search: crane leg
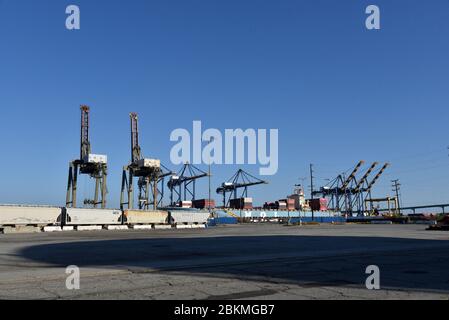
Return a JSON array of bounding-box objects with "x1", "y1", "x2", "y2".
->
[
  {"x1": 128, "y1": 170, "x2": 134, "y2": 210},
  {"x1": 66, "y1": 163, "x2": 74, "y2": 207},
  {"x1": 145, "y1": 178, "x2": 150, "y2": 210},
  {"x1": 101, "y1": 167, "x2": 107, "y2": 209},
  {"x1": 72, "y1": 163, "x2": 79, "y2": 208},
  {"x1": 120, "y1": 168, "x2": 127, "y2": 210},
  {"x1": 153, "y1": 177, "x2": 157, "y2": 210},
  {"x1": 94, "y1": 177, "x2": 100, "y2": 209}
]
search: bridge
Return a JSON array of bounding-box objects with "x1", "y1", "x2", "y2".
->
[{"x1": 378, "y1": 203, "x2": 449, "y2": 215}]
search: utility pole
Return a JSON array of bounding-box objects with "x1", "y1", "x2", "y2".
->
[
  {"x1": 310, "y1": 164, "x2": 314, "y2": 221},
  {"x1": 392, "y1": 179, "x2": 401, "y2": 215},
  {"x1": 208, "y1": 161, "x2": 212, "y2": 214},
  {"x1": 207, "y1": 137, "x2": 214, "y2": 215}
]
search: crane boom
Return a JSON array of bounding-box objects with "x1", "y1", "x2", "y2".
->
[
  {"x1": 341, "y1": 161, "x2": 365, "y2": 190},
  {"x1": 130, "y1": 112, "x2": 141, "y2": 163},
  {"x1": 216, "y1": 169, "x2": 267, "y2": 207},
  {"x1": 365, "y1": 163, "x2": 389, "y2": 193},
  {"x1": 216, "y1": 181, "x2": 266, "y2": 194},
  {"x1": 353, "y1": 162, "x2": 378, "y2": 192},
  {"x1": 80, "y1": 105, "x2": 91, "y2": 161}
]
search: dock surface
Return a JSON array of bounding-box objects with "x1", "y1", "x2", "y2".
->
[{"x1": 0, "y1": 224, "x2": 448, "y2": 300}]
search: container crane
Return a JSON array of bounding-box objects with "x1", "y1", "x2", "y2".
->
[
  {"x1": 167, "y1": 163, "x2": 208, "y2": 205},
  {"x1": 350, "y1": 162, "x2": 378, "y2": 214},
  {"x1": 66, "y1": 105, "x2": 108, "y2": 209},
  {"x1": 362, "y1": 163, "x2": 390, "y2": 212},
  {"x1": 313, "y1": 161, "x2": 365, "y2": 212},
  {"x1": 313, "y1": 161, "x2": 389, "y2": 215},
  {"x1": 216, "y1": 169, "x2": 268, "y2": 208},
  {"x1": 138, "y1": 163, "x2": 174, "y2": 210},
  {"x1": 341, "y1": 161, "x2": 365, "y2": 190},
  {"x1": 120, "y1": 113, "x2": 161, "y2": 210}
]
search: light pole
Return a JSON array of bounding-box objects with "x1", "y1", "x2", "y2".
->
[
  {"x1": 206, "y1": 137, "x2": 214, "y2": 215},
  {"x1": 392, "y1": 179, "x2": 401, "y2": 215},
  {"x1": 310, "y1": 164, "x2": 314, "y2": 221}
]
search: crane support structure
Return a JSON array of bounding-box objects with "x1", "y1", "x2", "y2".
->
[
  {"x1": 313, "y1": 161, "x2": 389, "y2": 216},
  {"x1": 66, "y1": 106, "x2": 108, "y2": 209},
  {"x1": 138, "y1": 163, "x2": 174, "y2": 210},
  {"x1": 120, "y1": 113, "x2": 162, "y2": 210},
  {"x1": 216, "y1": 169, "x2": 268, "y2": 208},
  {"x1": 341, "y1": 160, "x2": 365, "y2": 190},
  {"x1": 363, "y1": 163, "x2": 390, "y2": 212},
  {"x1": 167, "y1": 163, "x2": 208, "y2": 205}
]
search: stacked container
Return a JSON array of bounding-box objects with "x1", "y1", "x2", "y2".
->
[
  {"x1": 276, "y1": 200, "x2": 287, "y2": 210},
  {"x1": 177, "y1": 201, "x2": 192, "y2": 208},
  {"x1": 230, "y1": 197, "x2": 253, "y2": 210},
  {"x1": 192, "y1": 199, "x2": 215, "y2": 209},
  {"x1": 309, "y1": 198, "x2": 328, "y2": 211}
]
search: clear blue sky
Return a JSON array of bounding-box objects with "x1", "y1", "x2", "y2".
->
[{"x1": 0, "y1": 0, "x2": 448, "y2": 208}]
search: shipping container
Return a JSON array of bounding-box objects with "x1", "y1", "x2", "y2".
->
[
  {"x1": 65, "y1": 208, "x2": 122, "y2": 225},
  {"x1": 277, "y1": 200, "x2": 287, "y2": 210},
  {"x1": 177, "y1": 201, "x2": 193, "y2": 208},
  {"x1": 263, "y1": 202, "x2": 278, "y2": 210},
  {"x1": 309, "y1": 198, "x2": 328, "y2": 211},
  {"x1": 230, "y1": 198, "x2": 253, "y2": 209},
  {"x1": 0, "y1": 205, "x2": 62, "y2": 226},
  {"x1": 192, "y1": 199, "x2": 215, "y2": 209}
]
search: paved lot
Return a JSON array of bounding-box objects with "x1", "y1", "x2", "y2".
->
[{"x1": 0, "y1": 223, "x2": 449, "y2": 300}]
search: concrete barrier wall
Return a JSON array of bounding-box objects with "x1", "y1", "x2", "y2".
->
[
  {"x1": 124, "y1": 210, "x2": 169, "y2": 224},
  {"x1": 65, "y1": 208, "x2": 122, "y2": 225},
  {"x1": 170, "y1": 211, "x2": 210, "y2": 224},
  {"x1": 0, "y1": 206, "x2": 62, "y2": 226}
]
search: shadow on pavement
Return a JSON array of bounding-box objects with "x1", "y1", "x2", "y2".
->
[{"x1": 18, "y1": 235, "x2": 449, "y2": 293}]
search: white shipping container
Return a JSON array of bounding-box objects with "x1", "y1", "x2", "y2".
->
[
  {"x1": 65, "y1": 208, "x2": 122, "y2": 225},
  {"x1": 170, "y1": 211, "x2": 210, "y2": 224},
  {"x1": 179, "y1": 201, "x2": 192, "y2": 208},
  {"x1": 124, "y1": 210, "x2": 169, "y2": 224},
  {"x1": 0, "y1": 206, "x2": 61, "y2": 226},
  {"x1": 84, "y1": 154, "x2": 108, "y2": 164},
  {"x1": 137, "y1": 158, "x2": 161, "y2": 168}
]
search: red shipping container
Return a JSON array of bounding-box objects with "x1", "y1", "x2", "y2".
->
[
  {"x1": 192, "y1": 199, "x2": 216, "y2": 209},
  {"x1": 309, "y1": 198, "x2": 328, "y2": 211}
]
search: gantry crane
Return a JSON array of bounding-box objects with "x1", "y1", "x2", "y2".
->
[
  {"x1": 167, "y1": 163, "x2": 208, "y2": 205},
  {"x1": 313, "y1": 161, "x2": 365, "y2": 212},
  {"x1": 216, "y1": 169, "x2": 268, "y2": 208},
  {"x1": 66, "y1": 105, "x2": 108, "y2": 209},
  {"x1": 137, "y1": 163, "x2": 174, "y2": 209},
  {"x1": 350, "y1": 162, "x2": 378, "y2": 215},
  {"x1": 313, "y1": 161, "x2": 389, "y2": 215},
  {"x1": 120, "y1": 112, "x2": 161, "y2": 210},
  {"x1": 362, "y1": 163, "x2": 390, "y2": 212}
]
